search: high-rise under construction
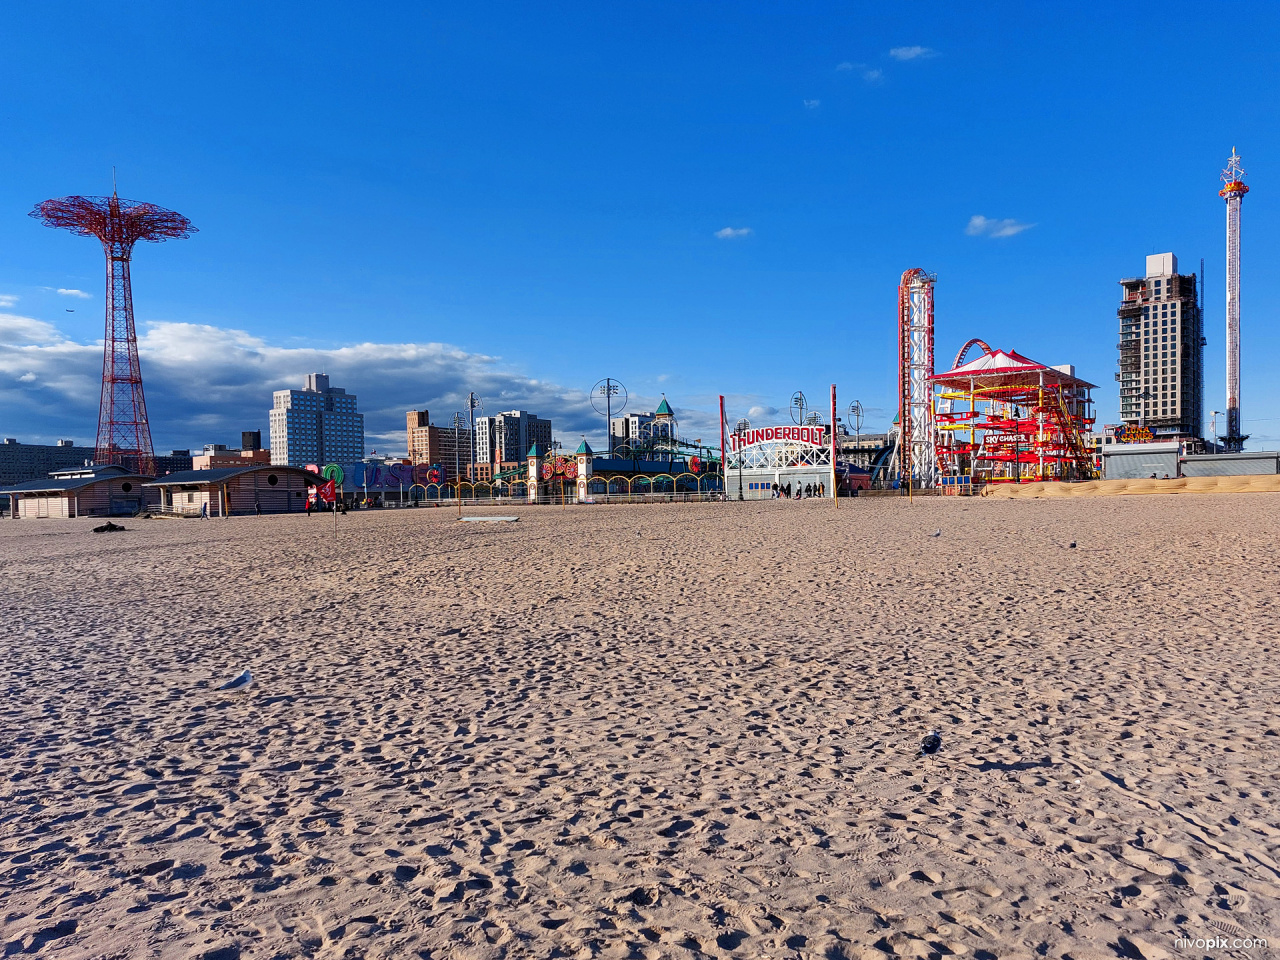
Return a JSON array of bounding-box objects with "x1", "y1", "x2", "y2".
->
[{"x1": 1116, "y1": 252, "x2": 1204, "y2": 441}]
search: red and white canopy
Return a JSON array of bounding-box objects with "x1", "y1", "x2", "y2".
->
[{"x1": 931, "y1": 346, "x2": 1096, "y2": 391}]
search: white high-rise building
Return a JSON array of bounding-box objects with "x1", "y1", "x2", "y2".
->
[
  {"x1": 1116, "y1": 253, "x2": 1203, "y2": 440},
  {"x1": 474, "y1": 411, "x2": 552, "y2": 464},
  {"x1": 269, "y1": 373, "x2": 365, "y2": 467}
]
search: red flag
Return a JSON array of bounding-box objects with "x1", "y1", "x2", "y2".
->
[{"x1": 317, "y1": 479, "x2": 337, "y2": 503}]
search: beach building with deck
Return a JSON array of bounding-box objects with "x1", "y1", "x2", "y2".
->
[
  {"x1": 2, "y1": 464, "x2": 156, "y2": 519},
  {"x1": 145, "y1": 464, "x2": 319, "y2": 517}
]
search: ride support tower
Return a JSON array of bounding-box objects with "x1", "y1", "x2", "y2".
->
[
  {"x1": 31, "y1": 192, "x2": 196, "y2": 476},
  {"x1": 893, "y1": 268, "x2": 939, "y2": 487},
  {"x1": 1219, "y1": 148, "x2": 1249, "y2": 451}
]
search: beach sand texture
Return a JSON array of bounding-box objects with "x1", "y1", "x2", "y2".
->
[{"x1": 2, "y1": 497, "x2": 1278, "y2": 959}]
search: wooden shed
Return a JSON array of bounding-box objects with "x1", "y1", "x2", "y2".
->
[
  {"x1": 1, "y1": 465, "x2": 157, "y2": 519},
  {"x1": 145, "y1": 465, "x2": 319, "y2": 516}
]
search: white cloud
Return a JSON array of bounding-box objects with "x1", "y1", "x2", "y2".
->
[
  {"x1": 0, "y1": 315, "x2": 606, "y2": 454},
  {"x1": 836, "y1": 62, "x2": 883, "y2": 82},
  {"x1": 803, "y1": 99, "x2": 821, "y2": 110},
  {"x1": 0, "y1": 313, "x2": 66, "y2": 346},
  {"x1": 714, "y1": 227, "x2": 752, "y2": 239},
  {"x1": 57, "y1": 288, "x2": 92, "y2": 299},
  {"x1": 965, "y1": 215, "x2": 1035, "y2": 238},
  {"x1": 0, "y1": 295, "x2": 18, "y2": 308},
  {"x1": 889, "y1": 46, "x2": 936, "y2": 61}
]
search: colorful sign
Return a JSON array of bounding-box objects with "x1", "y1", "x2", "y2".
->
[
  {"x1": 540, "y1": 457, "x2": 578, "y2": 480},
  {"x1": 728, "y1": 425, "x2": 826, "y2": 452},
  {"x1": 1114, "y1": 425, "x2": 1154, "y2": 444}
]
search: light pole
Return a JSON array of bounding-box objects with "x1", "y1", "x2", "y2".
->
[
  {"x1": 591, "y1": 378, "x2": 627, "y2": 455},
  {"x1": 1138, "y1": 389, "x2": 1153, "y2": 434},
  {"x1": 1209, "y1": 411, "x2": 1221, "y2": 450},
  {"x1": 734, "y1": 418, "x2": 750, "y2": 500},
  {"x1": 848, "y1": 400, "x2": 864, "y2": 467},
  {"x1": 452, "y1": 411, "x2": 465, "y2": 500},
  {"x1": 467, "y1": 393, "x2": 483, "y2": 483}
]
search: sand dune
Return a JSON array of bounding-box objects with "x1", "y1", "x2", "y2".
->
[{"x1": 1, "y1": 496, "x2": 1278, "y2": 958}]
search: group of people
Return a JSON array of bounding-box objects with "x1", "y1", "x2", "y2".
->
[{"x1": 769, "y1": 481, "x2": 824, "y2": 499}]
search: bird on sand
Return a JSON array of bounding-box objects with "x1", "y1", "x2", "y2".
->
[
  {"x1": 930, "y1": 529, "x2": 941, "y2": 537},
  {"x1": 920, "y1": 730, "x2": 942, "y2": 759},
  {"x1": 1069, "y1": 541, "x2": 1077, "y2": 548},
  {"x1": 217, "y1": 669, "x2": 253, "y2": 691}
]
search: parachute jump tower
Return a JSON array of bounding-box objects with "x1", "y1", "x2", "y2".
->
[
  {"x1": 891, "y1": 268, "x2": 939, "y2": 487},
  {"x1": 1219, "y1": 148, "x2": 1249, "y2": 451},
  {"x1": 31, "y1": 192, "x2": 196, "y2": 476}
]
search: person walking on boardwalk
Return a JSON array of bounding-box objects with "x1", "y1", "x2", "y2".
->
[{"x1": 199, "y1": 501, "x2": 208, "y2": 519}]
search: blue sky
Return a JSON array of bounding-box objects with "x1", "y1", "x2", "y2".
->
[{"x1": 2, "y1": 2, "x2": 1278, "y2": 452}]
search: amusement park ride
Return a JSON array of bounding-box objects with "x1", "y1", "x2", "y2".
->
[
  {"x1": 932, "y1": 341, "x2": 1097, "y2": 484},
  {"x1": 888, "y1": 267, "x2": 1097, "y2": 489}
]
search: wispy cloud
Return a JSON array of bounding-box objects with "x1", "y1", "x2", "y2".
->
[
  {"x1": 0, "y1": 295, "x2": 18, "y2": 308},
  {"x1": 803, "y1": 99, "x2": 821, "y2": 110},
  {"x1": 714, "y1": 227, "x2": 752, "y2": 240},
  {"x1": 57, "y1": 288, "x2": 92, "y2": 299},
  {"x1": 836, "y1": 62, "x2": 882, "y2": 82},
  {"x1": 965, "y1": 215, "x2": 1035, "y2": 238},
  {"x1": 889, "y1": 46, "x2": 936, "y2": 61}
]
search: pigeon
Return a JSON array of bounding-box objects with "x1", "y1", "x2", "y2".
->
[
  {"x1": 931, "y1": 529, "x2": 941, "y2": 537},
  {"x1": 920, "y1": 730, "x2": 942, "y2": 759},
  {"x1": 217, "y1": 669, "x2": 253, "y2": 692}
]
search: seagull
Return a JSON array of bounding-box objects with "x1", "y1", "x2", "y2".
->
[
  {"x1": 1068, "y1": 541, "x2": 1077, "y2": 549},
  {"x1": 65, "y1": 308, "x2": 75, "y2": 313},
  {"x1": 217, "y1": 668, "x2": 253, "y2": 692},
  {"x1": 920, "y1": 730, "x2": 942, "y2": 759},
  {"x1": 931, "y1": 529, "x2": 941, "y2": 538}
]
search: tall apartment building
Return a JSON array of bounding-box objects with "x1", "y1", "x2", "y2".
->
[
  {"x1": 405, "y1": 410, "x2": 472, "y2": 478},
  {"x1": 269, "y1": 373, "x2": 364, "y2": 467},
  {"x1": 1117, "y1": 253, "x2": 1203, "y2": 440},
  {"x1": 474, "y1": 411, "x2": 553, "y2": 464}
]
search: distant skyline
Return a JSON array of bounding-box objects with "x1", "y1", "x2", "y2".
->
[{"x1": 1, "y1": 3, "x2": 1277, "y2": 451}]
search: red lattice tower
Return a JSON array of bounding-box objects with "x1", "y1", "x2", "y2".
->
[{"x1": 31, "y1": 193, "x2": 196, "y2": 476}]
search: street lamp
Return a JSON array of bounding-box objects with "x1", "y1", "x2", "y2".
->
[
  {"x1": 1137, "y1": 390, "x2": 1153, "y2": 433},
  {"x1": 452, "y1": 411, "x2": 465, "y2": 500},
  {"x1": 734, "y1": 418, "x2": 750, "y2": 500}
]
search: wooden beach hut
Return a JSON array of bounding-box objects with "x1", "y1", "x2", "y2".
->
[
  {"x1": 144, "y1": 465, "x2": 320, "y2": 517},
  {"x1": 1, "y1": 464, "x2": 157, "y2": 519}
]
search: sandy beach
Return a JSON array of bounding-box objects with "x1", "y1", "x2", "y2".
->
[{"x1": 2, "y1": 495, "x2": 1278, "y2": 960}]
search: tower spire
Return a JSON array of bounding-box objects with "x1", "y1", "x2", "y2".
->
[{"x1": 1219, "y1": 148, "x2": 1249, "y2": 451}]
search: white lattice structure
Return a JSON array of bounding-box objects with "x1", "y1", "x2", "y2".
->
[
  {"x1": 891, "y1": 268, "x2": 939, "y2": 486},
  {"x1": 1220, "y1": 148, "x2": 1249, "y2": 451}
]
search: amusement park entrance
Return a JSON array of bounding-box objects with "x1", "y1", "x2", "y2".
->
[{"x1": 726, "y1": 425, "x2": 837, "y2": 499}]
